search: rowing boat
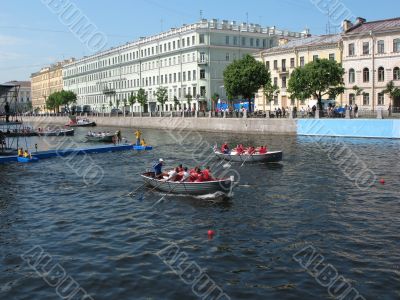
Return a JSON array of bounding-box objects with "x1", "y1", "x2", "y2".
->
[
  {"x1": 141, "y1": 172, "x2": 234, "y2": 195},
  {"x1": 85, "y1": 134, "x2": 114, "y2": 143},
  {"x1": 214, "y1": 149, "x2": 283, "y2": 163},
  {"x1": 17, "y1": 156, "x2": 39, "y2": 163}
]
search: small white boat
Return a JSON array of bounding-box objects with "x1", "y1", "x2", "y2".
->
[
  {"x1": 214, "y1": 149, "x2": 283, "y2": 163},
  {"x1": 141, "y1": 172, "x2": 234, "y2": 195}
]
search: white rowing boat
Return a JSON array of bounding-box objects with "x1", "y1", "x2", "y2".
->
[
  {"x1": 141, "y1": 172, "x2": 234, "y2": 195},
  {"x1": 214, "y1": 149, "x2": 283, "y2": 163}
]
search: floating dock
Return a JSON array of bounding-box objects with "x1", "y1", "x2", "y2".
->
[{"x1": 0, "y1": 144, "x2": 153, "y2": 164}]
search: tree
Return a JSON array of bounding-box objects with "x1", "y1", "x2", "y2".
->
[
  {"x1": 263, "y1": 83, "x2": 280, "y2": 111},
  {"x1": 211, "y1": 93, "x2": 219, "y2": 111},
  {"x1": 136, "y1": 88, "x2": 148, "y2": 112},
  {"x1": 223, "y1": 54, "x2": 271, "y2": 113},
  {"x1": 185, "y1": 94, "x2": 192, "y2": 108},
  {"x1": 128, "y1": 92, "x2": 136, "y2": 114},
  {"x1": 116, "y1": 99, "x2": 120, "y2": 110},
  {"x1": 383, "y1": 81, "x2": 400, "y2": 113},
  {"x1": 173, "y1": 96, "x2": 180, "y2": 111},
  {"x1": 109, "y1": 100, "x2": 113, "y2": 110},
  {"x1": 46, "y1": 91, "x2": 63, "y2": 113},
  {"x1": 155, "y1": 86, "x2": 168, "y2": 111},
  {"x1": 288, "y1": 58, "x2": 344, "y2": 110}
]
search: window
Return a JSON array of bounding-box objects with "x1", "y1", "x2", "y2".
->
[
  {"x1": 200, "y1": 86, "x2": 206, "y2": 97},
  {"x1": 349, "y1": 93, "x2": 355, "y2": 105},
  {"x1": 193, "y1": 70, "x2": 196, "y2": 80},
  {"x1": 363, "y1": 68, "x2": 370, "y2": 82},
  {"x1": 349, "y1": 68, "x2": 355, "y2": 83},
  {"x1": 188, "y1": 71, "x2": 191, "y2": 81},
  {"x1": 300, "y1": 56, "x2": 305, "y2": 67},
  {"x1": 182, "y1": 38, "x2": 185, "y2": 47},
  {"x1": 282, "y1": 76, "x2": 287, "y2": 88},
  {"x1": 363, "y1": 93, "x2": 370, "y2": 105},
  {"x1": 200, "y1": 52, "x2": 205, "y2": 63},
  {"x1": 174, "y1": 73, "x2": 176, "y2": 83},
  {"x1": 329, "y1": 53, "x2": 335, "y2": 61},
  {"x1": 183, "y1": 72, "x2": 186, "y2": 81},
  {"x1": 187, "y1": 37, "x2": 190, "y2": 46},
  {"x1": 363, "y1": 42, "x2": 370, "y2": 55},
  {"x1": 250, "y1": 38, "x2": 254, "y2": 46},
  {"x1": 199, "y1": 34, "x2": 205, "y2": 44},
  {"x1": 225, "y1": 36, "x2": 229, "y2": 45},
  {"x1": 273, "y1": 77, "x2": 278, "y2": 86},
  {"x1": 281, "y1": 59, "x2": 286, "y2": 71},
  {"x1": 200, "y1": 69, "x2": 205, "y2": 79},
  {"x1": 226, "y1": 53, "x2": 230, "y2": 61},
  {"x1": 233, "y1": 36, "x2": 238, "y2": 45},
  {"x1": 349, "y1": 43, "x2": 355, "y2": 56},
  {"x1": 266, "y1": 61, "x2": 270, "y2": 70},
  {"x1": 378, "y1": 93, "x2": 384, "y2": 105},
  {"x1": 394, "y1": 39, "x2": 400, "y2": 52},
  {"x1": 256, "y1": 39, "x2": 260, "y2": 47},
  {"x1": 378, "y1": 67, "x2": 385, "y2": 82},
  {"x1": 262, "y1": 39, "x2": 267, "y2": 48},
  {"x1": 273, "y1": 60, "x2": 278, "y2": 70},
  {"x1": 192, "y1": 36, "x2": 195, "y2": 45},
  {"x1": 290, "y1": 58, "x2": 295, "y2": 68},
  {"x1": 377, "y1": 40, "x2": 385, "y2": 54},
  {"x1": 394, "y1": 67, "x2": 400, "y2": 80},
  {"x1": 241, "y1": 37, "x2": 246, "y2": 46},
  {"x1": 313, "y1": 55, "x2": 319, "y2": 61}
]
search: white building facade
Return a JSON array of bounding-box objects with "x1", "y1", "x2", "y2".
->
[
  {"x1": 342, "y1": 17, "x2": 400, "y2": 110},
  {"x1": 63, "y1": 19, "x2": 307, "y2": 112}
]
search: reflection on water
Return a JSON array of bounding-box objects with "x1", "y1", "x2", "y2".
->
[{"x1": 0, "y1": 126, "x2": 399, "y2": 299}]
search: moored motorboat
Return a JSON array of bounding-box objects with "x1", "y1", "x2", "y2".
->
[
  {"x1": 66, "y1": 118, "x2": 96, "y2": 127},
  {"x1": 214, "y1": 149, "x2": 283, "y2": 163},
  {"x1": 17, "y1": 156, "x2": 39, "y2": 163},
  {"x1": 141, "y1": 172, "x2": 234, "y2": 195},
  {"x1": 37, "y1": 129, "x2": 74, "y2": 136}
]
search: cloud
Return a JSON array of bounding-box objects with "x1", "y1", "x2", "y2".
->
[{"x1": 0, "y1": 35, "x2": 27, "y2": 46}]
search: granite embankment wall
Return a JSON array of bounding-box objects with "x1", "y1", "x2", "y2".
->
[{"x1": 23, "y1": 116, "x2": 297, "y2": 135}]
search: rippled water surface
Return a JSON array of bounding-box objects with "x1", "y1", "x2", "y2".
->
[{"x1": 0, "y1": 126, "x2": 399, "y2": 299}]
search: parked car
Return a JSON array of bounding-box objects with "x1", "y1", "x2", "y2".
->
[{"x1": 111, "y1": 108, "x2": 123, "y2": 115}]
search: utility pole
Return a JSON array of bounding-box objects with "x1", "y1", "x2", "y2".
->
[{"x1": 200, "y1": 10, "x2": 203, "y2": 20}]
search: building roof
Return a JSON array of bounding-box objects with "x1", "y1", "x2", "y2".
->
[
  {"x1": 345, "y1": 17, "x2": 400, "y2": 34},
  {"x1": 262, "y1": 34, "x2": 340, "y2": 53},
  {"x1": 3, "y1": 81, "x2": 31, "y2": 88}
]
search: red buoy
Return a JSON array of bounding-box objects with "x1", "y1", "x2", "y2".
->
[
  {"x1": 379, "y1": 179, "x2": 385, "y2": 185},
  {"x1": 208, "y1": 230, "x2": 215, "y2": 239}
]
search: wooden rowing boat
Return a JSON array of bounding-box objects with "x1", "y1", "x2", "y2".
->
[
  {"x1": 214, "y1": 149, "x2": 283, "y2": 163},
  {"x1": 141, "y1": 172, "x2": 234, "y2": 195}
]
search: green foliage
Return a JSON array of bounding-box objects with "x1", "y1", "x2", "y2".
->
[
  {"x1": 45, "y1": 90, "x2": 77, "y2": 112},
  {"x1": 136, "y1": 88, "x2": 148, "y2": 108},
  {"x1": 116, "y1": 99, "x2": 120, "y2": 109},
  {"x1": 223, "y1": 54, "x2": 271, "y2": 101},
  {"x1": 173, "y1": 96, "x2": 180, "y2": 110},
  {"x1": 109, "y1": 100, "x2": 113, "y2": 108},
  {"x1": 352, "y1": 85, "x2": 364, "y2": 96},
  {"x1": 383, "y1": 80, "x2": 400, "y2": 99},
  {"x1": 263, "y1": 83, "x2": 280, "y2": 103},
  {"x1": 155, "y1": 87, "x2": 168, "y2": 110},
  {"x1": 211, "y1": 93, "x2": 219, "y2": 110},
  {"x1": 288, "y1": 58, "x2": 344, "y2": 109},
  {"x1": 128, "y1": 92, "x2": 136, "y2": 106}
]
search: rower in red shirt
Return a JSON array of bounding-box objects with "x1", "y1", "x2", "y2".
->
[
  {"x1": 201, "y1": 166, "x2": 213, "y2": 181},
  {"x1": 221, "y1": 142, "x2": 229, "y2": 154}
]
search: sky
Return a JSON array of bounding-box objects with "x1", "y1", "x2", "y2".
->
[{"x1": 0, "y1": 0, "x2": 399, "y2": 83}]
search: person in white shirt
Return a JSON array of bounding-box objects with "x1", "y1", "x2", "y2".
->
[{"x1": 180, "y1": 167, "x2": 190, "y2": 182}]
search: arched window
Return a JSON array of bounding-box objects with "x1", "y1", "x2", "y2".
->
[
  {"x1": 363, "y1": 68, "x2": 370, "y2": 82},
  {"x1": 348, "y1": 68, "x2": 355, "y2": 83},
  {"x1": 394, "y1": 67, "x2": 400, "y2": 80},
  {"x1": 378, "y1": 67, "x2": 385, "y2": 82}
]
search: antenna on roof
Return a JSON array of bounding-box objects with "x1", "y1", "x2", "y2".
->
[
  {"x1": 200, "y1": 9, "x2": 203, "y2": 20},
  {"x1": 160, "y1": 18, "x2": 164, "y2": 32}
]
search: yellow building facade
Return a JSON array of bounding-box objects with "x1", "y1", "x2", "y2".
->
[
  {"x1": 255, "y1": 35, "x2": 343, "y2": 111},
  {"x1": 31, "y1": 59, "x2": 74, "y2": 111}
]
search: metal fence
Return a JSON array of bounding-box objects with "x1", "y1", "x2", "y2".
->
[{"x1": 15, "y1": 107, "x2": 400, "y2": 120}]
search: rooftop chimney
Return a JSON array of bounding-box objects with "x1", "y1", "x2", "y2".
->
[
  {"x1": 355, "y1": 17, "x2": 366, "y2": 25},
  {"x1": 342, "y1": 19, "x2": 353, "y2": 32}
]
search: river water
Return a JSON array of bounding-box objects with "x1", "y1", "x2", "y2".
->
[{"x1": 0, "y1": 126, "x2": 399, "y2": 299}]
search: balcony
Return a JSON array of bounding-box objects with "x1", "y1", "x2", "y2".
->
[
  {"x1": 197, "y1": 59, "x2": 208, "y2": 66},
  {"x1": 278, "y1": 67, "x2": 289, "y2": 75}
]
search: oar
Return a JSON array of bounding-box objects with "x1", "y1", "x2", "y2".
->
[
  {"x1": 240, "y1": 153, "x2": 252, "y2": 167},
  {"x1": 151, "y1": 182, "x2": 181, "y2": 208},
  {"x1": 128, "y1": 182, "x2": 147, "y2": 196}
]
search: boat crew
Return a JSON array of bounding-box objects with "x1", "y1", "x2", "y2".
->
[
  {"x1": 116, "y1": 130, "x2": 122, "y2": 143},
  {"x1": 180, "y1": 167, "x2": 190, "y2": 182},
  {"x1": 140, "y1": 139, "x2": 147, "y2": 146},
  {"x1": 221, "y1": 142, "x2": 230, "y2": 154},
  {"x1": 23, "y1": 150, "x2": 29, "y2": 158},
  {"x1": 18, "y1": 148, "x2": 23, "y2": 157},
  {"x1": 201, "y1": 166, "x2": 213, "y2": 181},
  {"x1": 135, "y1": 129, "x2": 142, "y2": 146},
  {"x1": 153, "y1": 158, "x2": 164, "y2": 178}
]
